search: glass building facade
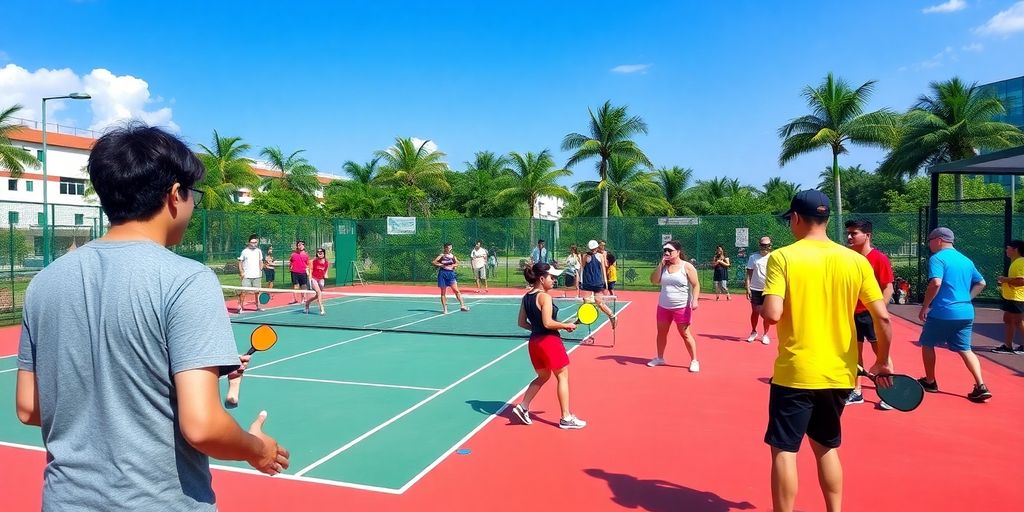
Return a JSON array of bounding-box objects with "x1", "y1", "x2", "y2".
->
[{"x1": 978, "y1": 76, "x2": 1023, "y2": 189}]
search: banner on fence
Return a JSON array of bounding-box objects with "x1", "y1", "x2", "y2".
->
[
  {"x1": 386, "y1": 217, "x2": 417, "y2": 235},
  {"x1": 657, "y1": 217, "x2": 699, "y2": 226},
  {"x1": 735, "y1": 227, "x2": 749, "y2": 248}
]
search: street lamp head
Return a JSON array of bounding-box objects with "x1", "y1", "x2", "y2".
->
[{"x1": 68, "y1": 92, "x2": 91, "y2": 99}]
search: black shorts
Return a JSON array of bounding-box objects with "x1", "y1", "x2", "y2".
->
[
  {"x1": 765, "y1": 384, "x2": 851, "y2": 453},
  {"x1": 581, "y1": 283, "x2": 605, "y2": 293},
  {"x1": 1001, "y1": 298, "x2": 1024, "y2": 314},
  {"x1": 750, "y1": 290, "x2": 765, "y2": 306},
  {"x1": 854, "y1": 310, "x2": 876, "y2": 343},
  {"x1": 291, "y1": 271, "x2": 309, "y2": 287},
  {"x1": 608, "y1": 281, "x2": 616, "y2": 292},
  {"x1": 264, "y1": 269, "x2": 276, "y2": 283},
  {"x1": 564, "y1": 274, "x2": 577, "y2": 287}
]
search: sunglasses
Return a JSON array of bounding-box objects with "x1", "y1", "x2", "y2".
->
[{"x1": 663, "y1": 248, "x2": 676, "y2": 253}]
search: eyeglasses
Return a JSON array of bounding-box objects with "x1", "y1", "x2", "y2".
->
[{"x1": 189, "y1": 188, "x2": 204, "y2": 206}]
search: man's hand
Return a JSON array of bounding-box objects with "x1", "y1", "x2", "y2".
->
[
  {"x1": 227, "y1": 354, "x2": 251, "y2": 380},
  {"x1": 868, "y1": 360, "x2": 895, "y2": 389},
  {"x1": 745, "y1": 289, "x2": 752, "y2": 300},
  {"x1": 690, "y1": 300, "x2": 699, "y2": 311},
  {"x1": 918, "y1": 306, "x2": 928, "y2": 322},
  {"x1": 247, "y1": 411, "x2": 290, "y2": 476}
]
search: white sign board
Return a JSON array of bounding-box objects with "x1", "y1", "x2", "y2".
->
[
  {"x1": 657, "y1": 217, "x2": 699, "y2": 226},
  {"x1": 386, "y1": 216, "x2": 417, "y2": 235},
  {"x1": 662, "y1": 234, "x2": 672, "y2": 243},
  {"x1": 735, "y1": 227, "x2": 749, "y2": 248}
]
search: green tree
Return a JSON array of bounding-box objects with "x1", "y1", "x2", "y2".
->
[
  {"x1": 195, "y1": 131, "x2": 261, "y2": 210},
  {"x1": 323, "y1": 180, "x2": 401, "y2": 218},
  {"x1": 562, "y1": 100, "x2": 652, "y2": 238},
  {"x1": 341, "y1": 157, "x2": 381, "y2": 185},
  {"x1": 884, "y1": 174, "x2": 1007, "y2": 213},
  {"x1": 573, "y1": 155, "x2": 668, "y2": 216},
  {"x1": 259, "y1": 147, "x2": 322, "y2": 200},
  {"x1": 878, "y1": 77, "x2": 1024, "y2": 200},
  {"x1": 450, "y1": 151, "x2": 517, "y2": 218},
  {"x1": 654, "y1": 166, "x2": 695, "y2": 214},
  {"x1": 375, "y1": 137, "x2": 451, "y2": 216},
  {"x1": 762, "y1": 177, "x2": 802, "y2": 213},
  {"x1": 495, "y1": 150, "x2": 573, "y2": 241},
  {"x1": 0, "y1": 105, "x2": 40, "y2": 178},
  {"x1": 688, "y1": 177, "x2": 758, "y2": 214},
  {"x1": 247, "y1": 187, "x2": 317, "y2": 215},
  {"x1": 779, "y1": 73, "x2": 893, "y2": 237}
]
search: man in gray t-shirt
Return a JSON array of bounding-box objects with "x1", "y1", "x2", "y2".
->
[{"x1": 15, "y1": 125, "x2": 289, "y2": 511}]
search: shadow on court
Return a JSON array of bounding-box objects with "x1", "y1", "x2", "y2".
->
[
  {"x1": 595, "y1": 355, "x2": 687, "y2": 369},
  {"x1": 465, "y1": 400, "x2": 507, "y2": 415},
  {"x1": 584, "y1": 468, "x2": 755, "y2": 512},
  {"x1": 701, "y1": 332, "x2": 746, "y2": 342}
]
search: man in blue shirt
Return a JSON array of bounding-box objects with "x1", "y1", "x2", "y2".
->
[
  {"x1": 917, "y1": 227, "x2": 992, "y2": 402},
  {"x1": 530, "y1": 239, "x2": 549, "y2": 265}
]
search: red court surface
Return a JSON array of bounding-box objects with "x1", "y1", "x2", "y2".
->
[{"x1": 2, "y1": 284, "x2": 1022, "y2": 511}]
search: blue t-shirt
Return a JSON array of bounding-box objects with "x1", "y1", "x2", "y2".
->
[
  {"x1": 927, "y1": 247, "x2": 984, "y2": 320},
  {"x1": 18, "y1": 240, "x2": 240, "y2": 511}
]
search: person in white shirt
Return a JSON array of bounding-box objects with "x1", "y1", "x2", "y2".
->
[
  {"x1": 237, "y1": 234, "x2": 264, "y2": 314},
  {"x1": 470, "y1": 240, "x2": 489, "y2": 292},
  {"x1": 745, "y1": 236, "x2": 773, "y2": 344},
  {"x1": 563, "y1": 244, "x2": 582, "y2": 297}
]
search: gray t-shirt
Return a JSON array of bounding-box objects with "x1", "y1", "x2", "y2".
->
[{"x1": 18, "y1": 240, "x2": 240, "y2": 511}]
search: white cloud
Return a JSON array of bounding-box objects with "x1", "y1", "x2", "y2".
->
[
  {"x1": 408, "y1": 137, "x2": 438, "y2": 154},
  {"x1": 610, "y1": 64, "x2": 651, "y2": 74},
  {"x1": 961, "y1": 42, "x2": 984, "y2": 51},
  {"x1": 0, "y1": 63, "x2": 176, "y2": 133},
  {"x1": 917, "y1": 46, "x2": 957, "y2": 69},
  {"x1": 923, "y1": 0, "x2": 967, "y2": 14},
  {"x1": 975, "y1": 1, "x2": 1024, "y2": 35}
]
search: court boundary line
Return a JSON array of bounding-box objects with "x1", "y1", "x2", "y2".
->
[
  {"x1": 0, "y1": 354, "x2": 17, "y2": 359},
  {"x1": 395, "y1": 300, "x2": 632, "y2": 493},
  {"x1": 244, "y1": 374, "x2": 442, "y2": 392},
  {"x1": 0, "y1": 367, "x2": 18, "y2": 374}
]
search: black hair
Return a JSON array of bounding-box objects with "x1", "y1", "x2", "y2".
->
[
  {"x1": 663, "y1": 239, "x2": 687, "y2": 260},
  {"x1": 537, "y1": 239, "x2": 545, "y2": 244},
  {"x1": 1008, "y1": 240, "x2": 1024, "y2": 255},
  {"x1": 248, "y1": 233, "x2": 258, "y2": 242},
  {"x1": 524, "y1": 261, "x2": 553, "y2": 285},
  {"x1": 87, "y1": 123, "x2": 205, "y2": 224},
  {"x1": 796, "y1": 212, "x2": 829, "y2": 226},
  {"x1": 606, "y1": 252, "x2": 616, "y2": 265},
  {"x1": 844, "y1": 219, "x2": 873, "y2": 234}
]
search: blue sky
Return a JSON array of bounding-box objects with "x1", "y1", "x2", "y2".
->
[{"x1": 1, "y1": 0, "x2": 1022, "y2": 190}]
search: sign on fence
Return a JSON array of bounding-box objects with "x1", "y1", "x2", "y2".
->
[
  {"x1": 386, "y1": 217, "x2": 417, "y2": 235},
  {"x1": 735, "y1": 227, "x2": 749, "y2": 248},
  {"x1": 657, "y1": 217, "x2": 699, "y2": 226},
  {"x1": 662, "y1": 233, "x2": 672, "y2": 243}
]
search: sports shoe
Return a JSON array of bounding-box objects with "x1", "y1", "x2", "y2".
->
[
  {"x1": 746, "y1": 332, "x2": 757, "y2": 343},
  {"x1": 761, "y1": 334, "x2": 770, "y2": 345},
  {"x1": 1017, "y1": 345, "x2": 1024, "y2": 354},
  {"x1": 846, "y1": 391, "x2": 864, "y2": 405},
  {"x1": 647, "y1": 357, "x2": 665, "y2": 367},
  {"x1": 688, "y1": 360, "x2": 700, "y2": 373},
  {"x1": 511, "y1": 404, "x2": 531, "y2": 425},
  {"x1": 878, "y1": 400, "x2": 894, "y2": 410},
  {"x1": 991, "y1": 345, "x2": 1017, "y2": 354},
  {"x1": 967, "y1": 384, "x2": 992, "y2": 403},
  {"x1": 558, "y1": 415, "x2": 587, "y2": 429},
  {"x1": 917, "y1": 378, "x2": 939, "y2": 393}
]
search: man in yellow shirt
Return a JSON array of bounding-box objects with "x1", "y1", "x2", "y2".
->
[
  {"x1": 994, "y1": 239, "x2": 1024, "y2": 354},
  {"x1": 761, "y1": 190, "x2": 894, "y2": 512}
]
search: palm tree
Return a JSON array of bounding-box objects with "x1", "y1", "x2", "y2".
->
[
  {"x1": 259, "y1": 147, "x2": 321, "y2": 200},
  {"x1": 573, "y1": 155, "x2": 668, "y2": 216},
  {"x1": 0, "y1": 105, "x2": 40, "y2": 178},
  {"x1": 458, "y1": 151, "x2": 514, "y2": 217},
  {"x1": 763, "y1": 177, "x2": 802, "y2": 213},
  {"x1": 779, "y1": 73, "x2": 892, "y2": 237},
  {"x1": 654, "y1": 166, "x2": 695, "y2": 214},
  {"x1": 495, "y1": 150, "x2": 573, "y2": 241},
  {"x1": 374, "y1": 137, "x2": 450, "y2": 216},
  {"x1": 195, "y1": 131, "x2": 261, "y2": 210},
  {"x1": 878, "y1": 77, "x2": 1024, "y2": 200},
  {"x1": 689, "y1": 177, "x2": 758, "y2": 213},
  {"x1": 342, "y1": 157, "x2": 381, "y2": 186},
  {"x1": 562, "y1": 100, "x2": 652, "y2": 238}
]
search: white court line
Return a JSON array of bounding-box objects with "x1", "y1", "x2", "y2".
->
[
  {"x1": 0, "y1": 367, "x2": 19, "y2": 374},
  {"x1": 1, "y1": 354, "x2": 17, "y2": 359},
  {"x1": 362, "y1": 311, "x2": 429, "y2": 326},
  {"x1": 236, "y1": 295, "x2": 372, "y2": 322},
  {"x1": 0, "y1": 440, "x2": 405, "y2": 495},
  {"x1": 294, "y1": 338, "x2": 529, "y2": 477},
  {"x1": 244, "y1": 374, "x2": 441, "y2": 392},
  {"x1": 396, "y1": 300, "x2": 632, "y2": 494},
  {"x1": 245, "y1": 331, "x2": 383, "y2": 372}
]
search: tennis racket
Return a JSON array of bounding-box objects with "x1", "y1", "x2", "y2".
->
[{"x1": 857, "y1": 366, "x2": 924, "y2": 412}]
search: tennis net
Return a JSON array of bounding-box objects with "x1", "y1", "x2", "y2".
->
[{"x1": 223, "y1": 285, "x2": 622, "y2": 341}]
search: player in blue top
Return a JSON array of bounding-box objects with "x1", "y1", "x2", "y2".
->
[{"x1": 433, "y1": 242, "x2": 470, "y2": 314}]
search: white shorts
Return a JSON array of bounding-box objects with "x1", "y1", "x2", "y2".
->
[
  {"x1": 241, "y1": 277, "x2": 261, "y2": 289},
  {"x1": 474, "y1": 266, "x2": 487, "y2": 279}
]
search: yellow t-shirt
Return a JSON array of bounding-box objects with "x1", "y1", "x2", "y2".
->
[
  {"x1": 1001, "y1": 257, "x2": 1024, "y2": 301},
  {"x1": 763, "y1": 239, "x2": 883, "y2": 389},
  {"x1": 608, "y1": 263, "x2": 618, "y2": 282}
]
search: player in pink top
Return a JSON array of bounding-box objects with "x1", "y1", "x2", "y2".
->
[
  {"x1": 305, "y1": 247, "x2": 330, "y2": 315},
  {"x1": 289, "y1": 240, "x2": 310, "y2": 304}
]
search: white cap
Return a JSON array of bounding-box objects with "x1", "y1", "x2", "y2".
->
[
  {"x1": 546, "y1": 267, "x2": 563, "y2": 277},
  {"x1": 587, "y1": 240, "x2": 599, "y2": 250}
]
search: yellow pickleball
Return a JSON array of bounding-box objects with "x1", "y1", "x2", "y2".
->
[{"x1": 577, "y1": 303, "x2": 599, "y2": 325}]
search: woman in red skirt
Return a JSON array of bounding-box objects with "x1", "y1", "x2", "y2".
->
[{"x1": 510, "y1": 262, "x2": 587, "y2": 429}]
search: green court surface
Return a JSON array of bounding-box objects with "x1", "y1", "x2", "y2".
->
[{"x1": 0, "y1": 294, "x2": 628, "y2": 494}]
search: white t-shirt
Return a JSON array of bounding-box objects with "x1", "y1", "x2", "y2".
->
[
  {"x1": 745, "y1": 251, "x2": 770, "y2": 291},
  {"x1": 658, "y1": 263, "x2": 692, "y2": 309},
  {"x1": 470, "y1": 247, "x2": 488, "y2": 270},
  {"x1": 238, "y1": 247, "x2": 263, "y2": 279}
]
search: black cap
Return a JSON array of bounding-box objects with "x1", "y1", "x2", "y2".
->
[{"x1": 782, "y1": 189, "x2": 831, "y2": 219}]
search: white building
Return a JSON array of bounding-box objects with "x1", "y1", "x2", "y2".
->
[{"x1": 533, "y1": 194, "x2": 564, "y2": 220}]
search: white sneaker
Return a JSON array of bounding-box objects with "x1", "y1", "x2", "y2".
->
[
  {"x1": 879, "y1": 400, "x2": 894, "y2": 411},
  {"x1": 559, "y1": 415, "x2": 587, "y2": 429},
  {"x1": 689, "y1": 360, "x2": 700, "y2": 373},
  {"x1": 647, "y1": 357, "x2": 665, "y2": 367},
  {"x1": 511, "y1": 404, "x2": 531, "y2": 425},
  {"x1": 746, "y1": 332, "x2": 757, "y2": 342},
  {"x1": 761, "y1": 334, "x2": 770, "y2": 345}
]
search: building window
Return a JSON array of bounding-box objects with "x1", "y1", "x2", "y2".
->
[
  {"x1": 59, "y1": 178, "x2": 85, "y2": 196},
  {"x1": 8, "y1": 212, "x2": 18, "y2": 224},
  {"x1": 74, "y1": 214, "x2": 84, "y2": 225},
  {"x1": 7, "y1": 179, "x2": 17, "y2": 191},
  {"x1": 37, "y1": 213, "x2": 44, "y2": 225},
  {"x1": 26, "y1": 181, "x2": 33, "y2": 192},
  {"x1": 37, "y1": 149, "x2": 44, "y2": 162}
]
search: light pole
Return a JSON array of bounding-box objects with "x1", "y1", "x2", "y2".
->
[{"x1": 41, "y1": 93, "x2": 91, "y2": 265}]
